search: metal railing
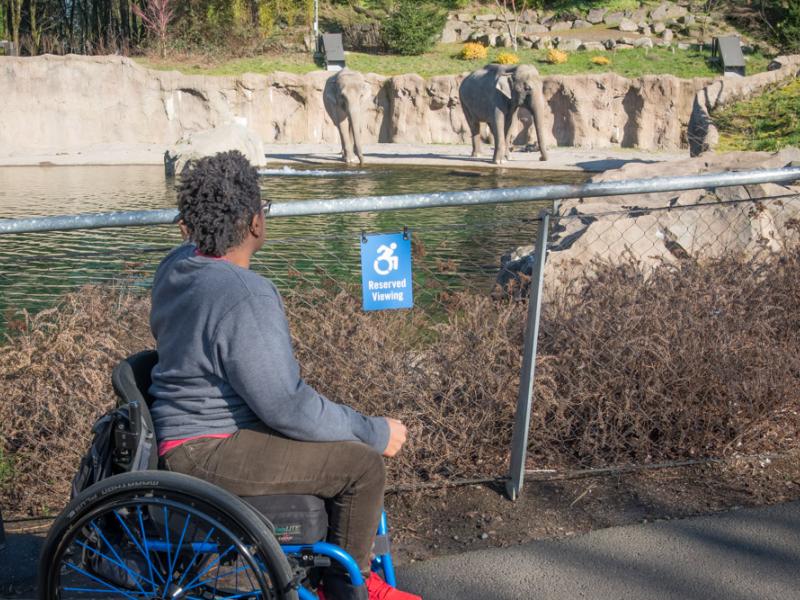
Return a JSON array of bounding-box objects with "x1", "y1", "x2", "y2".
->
[
  {"x1": 1, "y1": 167, "x2": 799, "y2": 517},
  {"x1": 2, "y1": 168, "x2": 799, "y2": 234}
]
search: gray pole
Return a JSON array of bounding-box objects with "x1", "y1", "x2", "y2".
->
[{"x1": 506, "y1": 210, "x2": 550, "y2": 501}]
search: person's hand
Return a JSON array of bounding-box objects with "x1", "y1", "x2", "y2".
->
[{"x1": 383, "y1": 417, "x2": 407, "y2": 458}]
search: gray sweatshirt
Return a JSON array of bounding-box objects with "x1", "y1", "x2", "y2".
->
[{"x1": 148, "y1": 244, "x2": 390, "y2": 453}]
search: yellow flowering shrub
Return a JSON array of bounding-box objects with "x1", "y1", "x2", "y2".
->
[
  {"x1": 591, "y1": 55, "x2": 612, "y2": 66},
  {"x1": 459, "y1": 42, "x2": 488, "y2": 60},
  {"x1": 495, "y1": 51, "x2": 520, "y2": 65},
  {"x1": 546, "y1": 49, "x2": 568, "y2": 64}
]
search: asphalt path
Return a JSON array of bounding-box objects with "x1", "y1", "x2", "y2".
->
[
  {"x1": 396, "y1": 501, "x2": 800, "y2": 600},
  {"x1": 2, "y1": 501, "x2": 799, "y2": 599}
]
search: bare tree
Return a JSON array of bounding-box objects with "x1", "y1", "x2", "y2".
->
[
  {"x1": 132, "y1": 0, "x2": 174, "y2": 58},
  {"x1": 8, "y1": 0, "x2": 23, "y2": 49},
  {"x1": 494, "y1": 0, "x2": 537, "y2": 52}
]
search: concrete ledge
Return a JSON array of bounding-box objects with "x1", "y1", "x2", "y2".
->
[{"x1": 0, "y1": 143, "x2": 688, "y2": 173}]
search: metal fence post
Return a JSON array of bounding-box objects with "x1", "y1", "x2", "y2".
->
[
  {"x1": 506, "y1": 210, "x2": 550, "y2": 501},
  {"x1": 0, "y1": 507, "x2": 5, "y2": 551}
]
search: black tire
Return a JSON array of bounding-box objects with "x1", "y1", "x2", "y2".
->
[{"x1": 39, "y1": 471, "x2": 298, "y2": 600}]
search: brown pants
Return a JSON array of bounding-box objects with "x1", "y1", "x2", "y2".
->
[{"x1": 161, "y1": 425, "x2": 385, "y2": 572}]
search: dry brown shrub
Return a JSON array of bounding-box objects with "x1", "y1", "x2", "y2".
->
[
  {"x1": 2, "y1": 249, "x2": 800, "y2": 516},
  {"x1": 0, "y1": 287, "x2": 152, "y2": 515},
  {"x1": 532, "y1": 250, "x2": 800, "y2": 467}
]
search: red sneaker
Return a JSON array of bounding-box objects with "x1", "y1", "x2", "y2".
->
[{"x1": 366, "y1": 572, "x2": 422, "y2": 600}]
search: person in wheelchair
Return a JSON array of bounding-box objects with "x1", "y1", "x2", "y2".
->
[{"x1": 149, "y1": 151, "x2": 416, "y2": 600}]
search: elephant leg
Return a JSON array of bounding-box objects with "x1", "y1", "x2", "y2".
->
[
  {"x1": 504, "y1": 115, "x2": 514, "y2": 162},
  {"x1": 530, "y1": 86, "x2": 549, "y2": 162},
  {"x1": 336, "y1": 108, "x2": 355, "y2": 164},
  {"x1": 470, "y1": 122, "x2": 483, "y2": 158},
  {"x1": 492, "y1": 110, "x2": 507, "y2": 165},
  {"x1": 349, "y1": 112, "x2": 364, "y2": 166},
  {"x1": 466, "y1": 115, "x2": 482, "y2": 158}
]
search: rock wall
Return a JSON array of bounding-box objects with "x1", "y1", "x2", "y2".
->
[
  {"x1": 442, "y1": 1, "x2": 748, "y2": 53},
  {"x1": 688, "y1": 55, "x2": 800, "y2": 156},
  {"x1": 497, "y1": 148, "x2": 800, "y2": 295},
  {"x1": 546, "y1": 148, "x2": 800, "y2": 278},
  {"x1": 1, "y1": 54, "x2": 718, "y2": 156}
]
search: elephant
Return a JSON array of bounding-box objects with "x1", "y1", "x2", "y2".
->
[
  {"x1": 323, "y1": 69, "x2": 368, "y2": 165},
  {"x1": 459, "y1": 64, "x2": 549, "y2": 164}
]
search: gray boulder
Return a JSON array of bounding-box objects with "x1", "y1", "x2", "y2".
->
[
  {"x1": 581, "y1": 41, "x2": 606, "y2": 51},
  {"x1": 557, "y1": 38, "x2": 582, "y2": 52},
  {"x1": 653, "y1": 22, "x2": 666, "y2": 34},
  {"x1": 634, "y1": 37, "x2": 654, "y2": 49},
  {"x1": 171, "y1": 123, "x2": 267, "y2": 174},
  {"x1": 550, "y1": 21, "x2": 574, "y2": 32},
  {"x1": 476, "y1": 33, "x2": 498, "y2": 47},
  {"x1": 522, "y1": 23, "x2": 549, "y2": 35},
  {"x1": 649, "y1": 2, "x2": 671, "y2": 22},
  {"x1": 618, "y1": 18, "x2": 638, "y2": 32},
  {"x1": 604, "y1": 12, "x2": 625, "y2": 26},
  {"x1": 573, "y1": 19, "x2": 593, "y2": 29},
  {"x1": 587, "y1": 8, "x2": 607, "y2": 24},
  {"x1": 441, "y1": 21, "x2": 467, "y2": 44}
]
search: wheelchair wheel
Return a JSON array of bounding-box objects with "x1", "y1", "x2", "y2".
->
[{"x1": 39, "y1": 471, "x2": 298, "y2": 600}]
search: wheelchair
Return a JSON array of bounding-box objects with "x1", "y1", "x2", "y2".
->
[{"x1": 39, "y1": 351, "x2": 397, "y2": 600}]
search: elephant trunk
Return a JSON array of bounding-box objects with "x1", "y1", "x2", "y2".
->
[
  {"x1": 346, "y1": 97, "x2": 365, "y2": 165},
  {"x1": 527, "y1": 88, "x2": 549, "y2": 162}
]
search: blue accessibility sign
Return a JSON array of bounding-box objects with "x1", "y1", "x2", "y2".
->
[{"x1": 360, "y1": 231, "x2": 414, "y2": 311}]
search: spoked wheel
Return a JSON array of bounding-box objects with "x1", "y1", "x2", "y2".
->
[{"x1": 39, "y1": 472, "x2": 298, "y2": 600}]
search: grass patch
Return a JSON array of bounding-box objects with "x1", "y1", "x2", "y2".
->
[
  {"x1": 137, "y1": 43, "x2": 770, "y2": 79},
  {"x1": 544, "y1": 0, "x2": 656, "y2": 15},
  {"x1": 716, "y1": 79, "x2": 800, "y2": 152},
  {"x1": 137, "y1": 54, "x2": 322, "y2": 76}
]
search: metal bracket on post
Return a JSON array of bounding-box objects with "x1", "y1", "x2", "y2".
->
[{"x1": 506, "y1": 210, "x2": 550, "y2": 501}]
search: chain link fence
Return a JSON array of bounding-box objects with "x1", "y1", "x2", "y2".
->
[{"x1": 1, "y1": 171, "x2": 800, "y2": 517}]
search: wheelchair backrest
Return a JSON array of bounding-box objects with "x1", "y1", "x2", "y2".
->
[
  {"x1": 110, "y1": 350, "x2": 160, "y2": 472},
  {"x1": 112, "y1": 350, "x2": 158, "y2": 408}
]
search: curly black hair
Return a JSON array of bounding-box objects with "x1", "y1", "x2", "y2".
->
[{"x1": 177, "y1": 150, "x2": 262, "y2": 256}]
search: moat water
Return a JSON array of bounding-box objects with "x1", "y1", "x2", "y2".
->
[{"x1": 0, "y1": 164, "x2": 586, "y2": 324}]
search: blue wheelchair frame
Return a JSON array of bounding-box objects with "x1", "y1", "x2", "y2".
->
[
  {"x1": 283, "y1": 511, "x2": 396, "y2": 599},
  {"x1": 141, "y1": 509, "x2": 396, "y2": 599}
]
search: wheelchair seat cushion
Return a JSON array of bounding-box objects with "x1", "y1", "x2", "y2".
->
[{"x1": 242, "y1": 494, "x2": 328, "y2": 544}]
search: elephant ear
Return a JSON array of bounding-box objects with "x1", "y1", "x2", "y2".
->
[{"x1": 495, "y1": 74, "x2": 513, "y2": 100}]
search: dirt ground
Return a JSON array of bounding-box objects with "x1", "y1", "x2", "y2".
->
[{"x1": 385, "y1": 450, "x2": 800, "y2": 567}]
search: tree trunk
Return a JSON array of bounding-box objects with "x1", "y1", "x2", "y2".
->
[
  {"x1": 10, "y1": 0, "x2": 22, "y2": 50},
  {"x1": 29, "y1": 0, "x2": 40, "y2": 54}
]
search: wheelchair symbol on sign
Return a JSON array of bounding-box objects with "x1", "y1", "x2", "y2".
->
[{"x1": 374, "y1": 243, "x2": 399, "y2": 275}]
